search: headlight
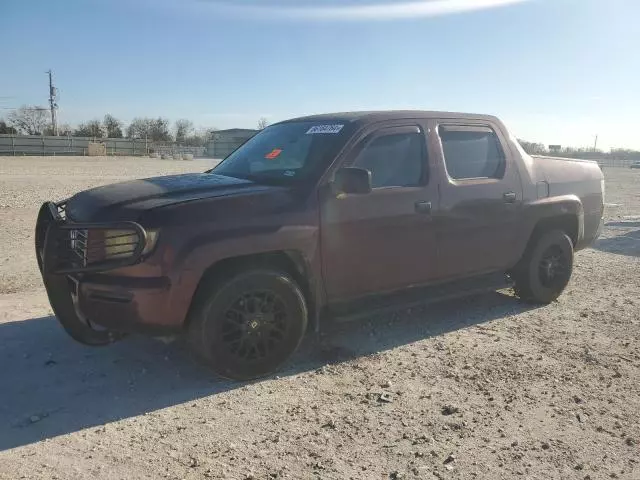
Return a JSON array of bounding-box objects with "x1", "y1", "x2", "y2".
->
[
  {"x1": 103, "y1": 229, "x2": 141, "y2": 259},
  {"x1": 100, "y1": 228, "x2": 159, "y2": 260},
  {"x1": 66, "y1": 225, "x2": 160, "y2": 270},
  {"x1": 142, "y1": 229, "x2": 160, "y2": 255}
]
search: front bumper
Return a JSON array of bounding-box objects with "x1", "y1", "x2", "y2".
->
[
  {"x1": 71, "y1": 273, "x2": 181, "y2": 335},
  {"x1": 35, "y1": 202, "x2": 182, "y2": 340}
]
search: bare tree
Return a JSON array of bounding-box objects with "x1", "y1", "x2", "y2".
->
[
  {"x1": 57, "y1": 123, "x2": 73, "y2": 136},
  {"x1": 180, "y1": 127, "x2": 215, "y2": 147},
  {"x1": 257, "y1": 117, "x2": 270, "y2": 130},
  {"x1": 44, "y1": 123, "x2": 72, "y2": 136},
  {"x1": 104, "y1": 114, "x2": 123, "y2": 138},
  {"x1": 74, "y1": 120, "x2": 105, "y2": 138},
  {"x1": 518, "y1": 139, "x2": 547, "y2": 156},
  {"x1": 126, "y1": 118, "x2": 149, "y2": 139},
  {"x1": 7, "y1": 105, "x2": 49, "y2": 135},
  {"x1": 150, "y1": 118, "x2": 172, "y2": 142},
  {"x1": 0, "y1": 119, "x2": 17, "y2": 134},
  {"x1": 174, "y1": 119, "x2": 194, "y2": 144},
  {"x1": 127, "y1": 117, "x2": 172, "y2": 142}
]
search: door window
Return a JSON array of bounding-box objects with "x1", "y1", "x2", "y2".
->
[
  {"x1": 352, "y1": 131, "x2": 425, "y2": 188},
  {"x1": 439, "y1": 126, "x2": 505, "y2": 180}
]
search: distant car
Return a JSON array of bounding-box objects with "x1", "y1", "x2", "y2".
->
[
  {"x1": 35, "y1": 110, "x2": 605, "y2": 380},
  {"x1": 630, "y1": 161, "x2": 640, "y2": 169}
]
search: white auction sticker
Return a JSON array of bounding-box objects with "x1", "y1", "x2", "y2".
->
[{"x1": 306, "y1": 124, "x2": 344, "y2": 135}]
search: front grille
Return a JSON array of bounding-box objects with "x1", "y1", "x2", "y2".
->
[
  {"x1": 70, "y1": 228, "x2": 88, "y2": 266},
  {"x1": 37, "y1": 201, "x2": 147, "y2": 275}
]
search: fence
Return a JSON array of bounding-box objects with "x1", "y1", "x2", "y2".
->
[
  {"x1": 535, "y1": 156, "x2": 639, "y2": 168},
  {"x1": 206, "y1": 140, "x2": 245, "y2": 159},
  {"x1": 0, "y1": 134, "x2": 150, "y2": 156},
  {"x1": 151, "y1": 143, "x2": 206, "y2": 157},
  {"x1": 206, "y1": 130, "x2": 258, "y2": 159},
  {"x1": 596, "y1": 158, "x2": 637, "y2": 168}
]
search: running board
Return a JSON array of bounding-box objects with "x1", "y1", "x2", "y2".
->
[{"x1": 328, "y1": 272, "x2": 513, "y2": 323}]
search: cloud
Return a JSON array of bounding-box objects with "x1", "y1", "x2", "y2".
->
[{"x1": 204, "y1": 0, "x2": 532, "y2": 21}]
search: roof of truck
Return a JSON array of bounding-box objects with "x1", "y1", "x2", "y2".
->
[{"x1": 281, "y1": 110, "x2": 500, "y2": 125}]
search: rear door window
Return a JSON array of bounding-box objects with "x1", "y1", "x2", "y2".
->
[{"x1": 439, "y1": 125, "x2": 506, "y2": 180}]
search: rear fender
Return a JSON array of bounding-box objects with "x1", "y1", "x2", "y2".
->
[{"x1": 516, "y1": 194, "x2": 584, "y2": 261}]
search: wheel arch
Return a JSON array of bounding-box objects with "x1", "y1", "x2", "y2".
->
[
  {"x1": 531, "y1": 214, "x2": 580, "y2": 246},
  {"x1": 516, "y1": 211, "x2": 581, "y2": 269},
  {"x1": 184, "y1": 250, "x2": 318, "y2": 332}
]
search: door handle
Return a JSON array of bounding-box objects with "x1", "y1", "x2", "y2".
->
[
  {"x1": 503, "y1": 192, "x2": 517, "y2": 203},
  {"x1": 415, "y1": 201, "x2": 432, "y2": 214}
]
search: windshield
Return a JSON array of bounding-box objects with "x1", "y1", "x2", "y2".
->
[{"x1": 212, "y1": 121, "x2": 352, "y2": 184}]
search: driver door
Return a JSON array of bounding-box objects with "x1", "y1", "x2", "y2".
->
[{"x1": 319, "y1": 124, "x2": 439, "y2": 302}]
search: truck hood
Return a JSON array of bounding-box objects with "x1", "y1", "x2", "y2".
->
[{"x1": 65, "y1": 173, "x2": 273, "y2": 222}]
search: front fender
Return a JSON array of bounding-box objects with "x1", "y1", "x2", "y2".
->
[{"x1": 166, "y1": 224, "x2": 323, "y2": 327}]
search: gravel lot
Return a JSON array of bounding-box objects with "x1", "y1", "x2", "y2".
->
[{"x1": 0, "y1": 156, "x2": 638, "y2": 480}]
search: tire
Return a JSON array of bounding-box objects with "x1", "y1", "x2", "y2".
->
[
  {"x1": 512, "y1": 229, "x2": 574, "y2": 304},
  {"x1": 187, "y1": 269, "x2": 308, "y2": 380}
]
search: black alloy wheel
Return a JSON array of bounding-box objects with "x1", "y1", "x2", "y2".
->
[
  {"x1": 538, "y1": 245, "x2": 570, "y2": 290},
  {"x1": 221, "y1": 290, "x2": 289, "y2": 362},
  {"x1": 512, "y1": 229, "x2": 574, "y2": 304},
  {"x1": 188, "y1": 269, "x2": 308, "y2": 380}
]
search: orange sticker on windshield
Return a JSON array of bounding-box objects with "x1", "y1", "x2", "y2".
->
[{"x1": 265, "y1": 148, "x2": 282, "y2": 160}]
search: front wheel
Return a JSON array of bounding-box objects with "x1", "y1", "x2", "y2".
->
[
  {"x1": 512, "y1": 230, "x2": 574, "y2": 304},
  {"x1": 187, "y1": 269, "x2": 308, "y2": 380}
]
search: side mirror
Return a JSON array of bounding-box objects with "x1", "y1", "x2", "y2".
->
[{"x1": 333, "y1": 167, "x2": 372, "y2": 195}]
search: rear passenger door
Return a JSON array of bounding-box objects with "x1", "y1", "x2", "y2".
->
[{"x1": 430, "y1": 121, "x2": 523, "y2": 279}]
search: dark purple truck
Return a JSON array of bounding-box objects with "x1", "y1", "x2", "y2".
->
[{"x1": 36, "y1": 111, "x2": 604, "y2": 379}]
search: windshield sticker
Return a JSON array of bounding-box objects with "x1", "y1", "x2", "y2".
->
[
  {"x1": 265, "y1": 148, "x2": 283, "y2": 159},
  {"x1": 306, "y1": 124, "x2": 344, "y2": 135}
]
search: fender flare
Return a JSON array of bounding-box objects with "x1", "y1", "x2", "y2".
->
[{"x1": 516, "y1": 194, "x2": 584, "y2": 261}]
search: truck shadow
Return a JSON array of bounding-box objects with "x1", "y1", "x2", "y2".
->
[
  {"x1": 0, "y1": 291, "x2": 535, "y2": 452},
  {"x1": 594, "y1": 228, "x2": 640, "y2": 257}
]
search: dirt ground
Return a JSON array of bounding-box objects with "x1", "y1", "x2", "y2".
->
[{"x1": 0, "y1": 156, "x2": 638, "y2": 480}]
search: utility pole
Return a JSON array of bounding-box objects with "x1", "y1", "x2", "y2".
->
[
  {"x1": 46, "y1": 69, "x2": 58, "y2": 135},
  {"x1": 593, "y1": 134, "x2": 598, "y2": 152}
]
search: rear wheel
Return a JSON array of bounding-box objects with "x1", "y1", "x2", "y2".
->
[
  {"x1": 188, "y1": 269, "x2": 308, "y2": 380},
  {"x1": 512, "y1": 230, "x2": 574, "y2": 304}
]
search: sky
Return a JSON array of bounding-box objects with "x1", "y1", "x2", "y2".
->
[{"x1": 1, "y1": 0, "x2": 639, "y2": 150}]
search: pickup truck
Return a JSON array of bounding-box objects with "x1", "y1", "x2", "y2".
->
[{"x1": 35, "y1": 111, "x2": 604, "y2": 380}]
